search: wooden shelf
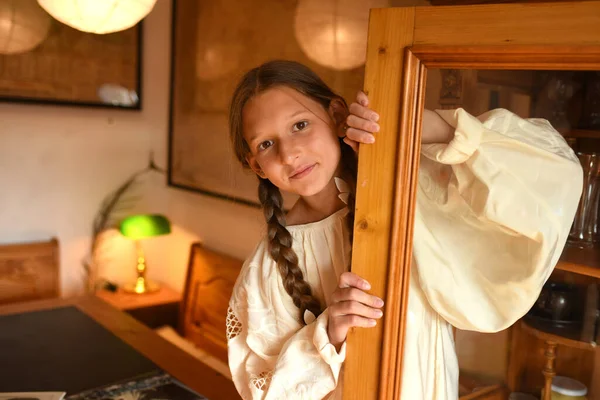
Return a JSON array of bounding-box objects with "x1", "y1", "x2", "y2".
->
[
  {"x1": 458, "y1": 372, "x2": 507, "y2": 400},
  {"x1": 95, "y1": 284, "x2": 181, "y2": 310},
  {"x1": 459, "y1": 385, "x2": 506, "y2": 400},
  {"x1": 561, "y1": 129, "x2": 600, "y2": 139},
  {"x1": 557, "y1": 246, "x2": 600, "y2": 279},
  {"x1": 521, "y1": 320, "x2": 596, "y2": 351}
]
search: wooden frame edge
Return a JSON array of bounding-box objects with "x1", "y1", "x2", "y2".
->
[
  {"x1": 386, "y1": 49, "x2": 426, "y2": 399},
  {"x1": 389, "y1": 45, "x2": 600, "y2": 398},
  {"x1": 343, "y1": 6, "x2": 417, "y2": 400},
  {"x1": 349, "y1": 37, "x2": 600, "y2": 399},
  {"x1": 411, "y1": 45, "x2": 600, "y2": 70}
]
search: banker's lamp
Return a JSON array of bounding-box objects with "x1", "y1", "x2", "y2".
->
[{"x1": 119, "y1": 214, "x2": 171, "y2": 294}]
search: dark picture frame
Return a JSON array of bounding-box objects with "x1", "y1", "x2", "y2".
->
[
  {"x1": 0, "y1": 7, "x2": 143, "y2": 111},
  {"x1": 167, "y1": 0, "x2": 366, "y2": 208}
]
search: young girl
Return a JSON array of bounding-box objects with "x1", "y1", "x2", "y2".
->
[{"x1": 226, "y1": 60, "x2": 582, "y2": 399}]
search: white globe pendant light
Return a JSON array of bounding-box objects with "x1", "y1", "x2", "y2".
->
[
  {"x1": 294, "y1": 0, "x2": 389, "y2": 71},
  {"x1": 0, "y1": 0, "x2": 51, "y2": 55},
  {"x1": 37, "y1": 0, "x2": 157, "y2": 34}
]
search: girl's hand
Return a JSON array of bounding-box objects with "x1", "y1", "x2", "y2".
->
[
  {"x1": 328, "y1": 271, "x2": 384, "y2": 350},
  {"x1": 342, "y1": 91, "x2": 455, "y2": 151},
  {"x1": 342, "y1": 90, "x2": 380, "y2": 153}
]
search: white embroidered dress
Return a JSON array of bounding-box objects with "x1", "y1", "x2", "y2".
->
[{"x1": 227, "y1": 109, "x2": 583, "y2": 399}]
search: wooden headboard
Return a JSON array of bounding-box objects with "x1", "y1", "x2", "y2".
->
[
  {"x1": 0, "y1": 238, "x2": 60, "y2": 305},
  {"x1": 180, "y1": 243, "x2": 243, "y2": 363}
]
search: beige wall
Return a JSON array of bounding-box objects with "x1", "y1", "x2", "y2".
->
[{"x1": 0, "y1": 0, "x2": 264, "y2": 296}]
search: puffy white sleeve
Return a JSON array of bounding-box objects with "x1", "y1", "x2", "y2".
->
[
  {"x1": 227, "y1": 243, "x2": 345, "y2": 400},
  {"x1": 414, "y1": 108, "x2": 583, "y2": 332}
]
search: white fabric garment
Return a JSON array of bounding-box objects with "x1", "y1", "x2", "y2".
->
[{"x1": 227, "y1": 108, "x2": 583, "y2": 399}]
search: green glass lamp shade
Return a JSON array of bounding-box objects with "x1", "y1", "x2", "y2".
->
[{"x1": 119, "y1": 214, "x2": 171, "y2": 240}]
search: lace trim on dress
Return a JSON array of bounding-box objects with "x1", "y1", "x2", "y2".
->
[
  {"x1": 226, "y1": 306, "x2": 242, "y2": 340},
  {"x1": 251, "y1": 370, "x2": 274, "y2": 391}
]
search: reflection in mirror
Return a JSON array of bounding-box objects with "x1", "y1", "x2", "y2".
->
[
  {"x1": 420, "y1": 68, "x2": 599, "y2": 397},
  {"x1": 0, "y1": 0, "x2": 141, "y2": 108}
]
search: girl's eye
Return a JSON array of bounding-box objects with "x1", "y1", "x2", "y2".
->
[
  {"x1": 257, "y1": 140, "x2": 273, "y2": 152},
  {"x1": 292, "y1": 120, "x2": 308, "y2": 132}
]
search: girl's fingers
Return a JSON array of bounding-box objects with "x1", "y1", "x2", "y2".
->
[
  {"x1": 346, "y1": 115, "x2": 379, "y2": 134},
  {"x1": 332, "y1": 287, "x2": 384, "y2": 308},
  {"x1": 338, "y1": 271, "x2": 370, "y2": 289},
  {"x1": 349, "y1": 102, "x2": 379, "y2": 123},
  {"x1": 356, "y1": 90, "x2": 370, "y2": 107},
  {"x1": 331, "y1": 300, "x2": 384, "y2": 319},
  {"x1": 346, "y1": 127, "x2": 375, "y2": 145},
  {"x1": 343, "y1": 99, "x2": 380, "y2": 152},
  {"x1": 334, "y1": 314, "x2": 378, "y2": 330}
]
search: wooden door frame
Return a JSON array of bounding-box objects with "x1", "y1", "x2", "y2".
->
[{"x1": 345, "y1": 2, "x2": 600, "y2": 399}]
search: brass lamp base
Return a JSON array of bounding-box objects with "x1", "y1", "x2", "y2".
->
[
  {"x1": 124, "y1": 240, "x2": 160, "y2": 294},
  {"x1": 123, "y1": 277, "x2": 160, "y2": 294}
]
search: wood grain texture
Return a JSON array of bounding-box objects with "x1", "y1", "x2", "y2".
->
[
  {"x1": 558, "y1": 246, "x2": 600, "y2": 279},
  {"x1": 459, "y1": 384, "x2": 506, "y2": 400},
  {"x1": 350, "y1": 2, "x2": 600, "y2": 398},
  {"x1": 388, "y1": 51, "x2": 425, "y2": 400},
  {"x1": 343, "y1": 7, "x2": 415, "y2": 400},
  {"x1": 521, "y1": 320, "x2": 595, "y2": 351},
  {"x1": 411, "y1": 45, "x2": 600, "y2": 70},
  {"x1": 0, "y1": 296, "x2": 240, "y2": 399},
  {"x1": 414, "y1": 1, "x2": 600, "y2": 46},
  {"x1": 180, "y1": 243, "x2": 243, "y2": 363},
  {"x1": 542, "y1": 341, "x2": 557, "y2": 400},
  {"x1": 507, "y1": 321, "x2": 595, "y2": 395},
  {"x1": 0, "y1": 238, "x2": 60, "y2": 305},
  {"x1": 507, "y1": 323, "x2": 525, "y2": 392},
  {"x1": 591, "y1": 347, "x2": 600, "y2": 399},
  {"x1": 429, "y1": 0, "x2": 588, "y2": 4}
]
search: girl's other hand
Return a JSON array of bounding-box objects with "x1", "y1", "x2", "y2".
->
[
  {"x1": 327, "y1": 271, "x2": 384, "y2": 350},
  {"x1": 341, "y1": 90, "x2": 380, "y2": 153}
]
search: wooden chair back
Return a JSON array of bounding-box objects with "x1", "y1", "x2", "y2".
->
[
  {"x1": 180, "y1": 242, "x2": 243, "y2": 363},
  {"x1": 0, "y1": 238, "x2": 60, "y2": 305}
]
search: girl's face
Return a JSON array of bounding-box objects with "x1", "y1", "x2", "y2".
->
[{"x1": 242, "y1": 86, "x2": 343, "y2": 198}]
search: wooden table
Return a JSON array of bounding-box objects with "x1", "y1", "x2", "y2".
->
[
  {"x1": 96, "y1": 285, "x2": 182, "y2": 328},
  {"x1": 96, "y1": 285, "x2": 182, "y2": 311},
  {"x1": 0, "y1": 296, "x2": 239, "y2": 400}
]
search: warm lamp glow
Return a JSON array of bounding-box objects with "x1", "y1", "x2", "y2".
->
[
  {"x1": 294, "y1": 0, "x2": 388, "y2": 71},
  {"x1": 37, "y1": 0, "x2": 156, "y2": 34},
  {"x1": 119, "y1": 214, "x2": 171, "y2": 294},
  {"x1": 0, "y1": 0, "x2": 51, "y2": 55}
]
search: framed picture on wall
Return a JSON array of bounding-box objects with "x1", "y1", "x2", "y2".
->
[
  {"x1": 167, "y1": 0, "x2": 372, "y2": 207},
  {"x1": 0, "y1": 0, "x2": 142, "y2": 110}
]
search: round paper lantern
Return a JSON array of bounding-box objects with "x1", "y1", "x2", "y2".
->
[
  {"x1": 294, "y1": 0, "x2": 389, "y2": 71},
  {"x1": 0, "y1": 0, "x2": 51, "y2": 55},
  {"x1": 37, "y1": 0, "x2": 157, "y2": 34}
]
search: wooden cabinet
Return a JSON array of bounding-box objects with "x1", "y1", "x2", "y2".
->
[{"x1": 344, "y1": 2, "x2": 600, "y2": 399}]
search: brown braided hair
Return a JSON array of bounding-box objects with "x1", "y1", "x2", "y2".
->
[{"x1": 229, "y1": 60, "x2": 358, "y2": 324}]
